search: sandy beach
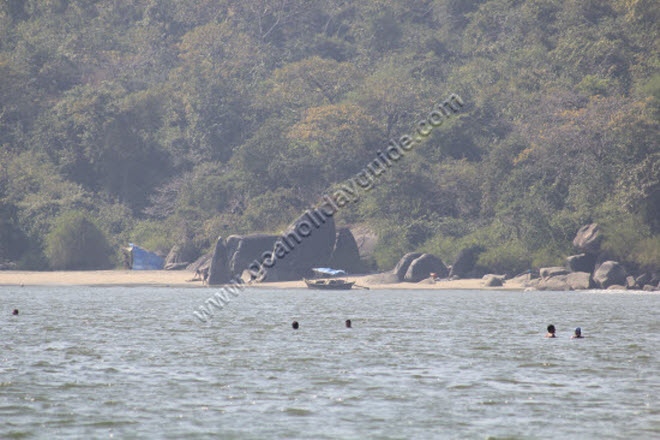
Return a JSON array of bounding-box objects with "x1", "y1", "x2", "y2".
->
[
  {"x1": 0, "y1": 270, "x2": 524, "y2": 290},
  {"x1": 0, "y1": 270, "x2": 198, "y2": 288}
]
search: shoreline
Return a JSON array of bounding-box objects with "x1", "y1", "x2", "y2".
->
[
  {"x1": 0, "y1": 270, "x2": 653, "y2": 292},
  {"x1": 0, "y1": 270, "x2": 524, "y2": 290}
]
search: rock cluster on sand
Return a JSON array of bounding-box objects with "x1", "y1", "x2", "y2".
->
[
  {"x1": 525, "y1": 223, "x2": 658, "y2": 292},
  {"x1": 405, "y1": 254, "x2": 448, "y2": 282},
  {"x1": 392, "y1": 253, "x2": 448, "y2": 282},
  {"x1": 393, "y1": 252, "x2": 423, "y2": 281},
  {"x1": 204, "y1": 210, "x2": 365, "y2": 285}
]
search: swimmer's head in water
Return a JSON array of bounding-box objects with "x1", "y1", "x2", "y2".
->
[
  {"x1": 574, "y1": 327, "x2": 581, "y2": 336},
  {"x1": 345, "y1": 319, "x2": 352, "y2": 328},
  {"x1": 12, "y1": 309, "x2": 19, "y2": 315},
  {"x1": 547, "y1": 324, "x2": 555, "y2": 334},
  {"x1": 292, "y1": 321, "x2": 299, "y2": 330}
]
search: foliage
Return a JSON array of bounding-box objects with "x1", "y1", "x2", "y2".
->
[
  {"x1": 45, "y1": 211, "x2": 114, "y2": 270},
  {"x1": 599, "y1": 212, "x2": 660, "y2": 272},
  {"x1": 0, "y1": 0, "x2": 657, "y2": 274},
  {"x1": 0, "y1": 201, "x2": 28, "y2": 262}
]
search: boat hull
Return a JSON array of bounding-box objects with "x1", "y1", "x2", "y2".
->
[{"x1": 304, "y1": 279, "x2": 355, "y2": 290}]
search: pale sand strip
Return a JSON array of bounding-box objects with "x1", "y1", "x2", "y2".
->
[
  {"x1": 0, "y1": 270, "x2": 198, "y2": 287},
  {"x1": 0, "y1": 271, "x2": 525, "y2": 290}
]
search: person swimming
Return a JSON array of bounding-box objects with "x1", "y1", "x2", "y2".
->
[
  {"x1": 546, "y1": 324, "x2": 556, "y2": 338},
  {"x1": 12, "y1": 309, "x2": 19, "y2": 315},
  {"x1": 345, "y1": 319, "x2": 352, "y2": 328},
  {"x1": 571, "y1": 327, "x2": 583, "y2": 339},
  {"x1": 292, "y1": 321, "x2": 299, "y2": 330}
]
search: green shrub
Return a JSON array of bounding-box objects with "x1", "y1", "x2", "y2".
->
[
  {"x1": 478, "y1": 240, "x2": 531, "y2": 275},
  {"x1": 0, "y1": 201, "x2": 28, "y2": 262},
  {"x1": 600, "y1": 214, "x2": 660, "y2": 272},
  {"x1": 634, "y1": 235, "x2": 660, "y2": 272},
  {"x1": 420, "y1": 234, "x2": 461, "y2": 265},
  {"x1": 129, "y1": 220, "x2": 173, "y2": 256},
  {"x1": 45, "y1": 211, "x2": 114, "y2": 270},
  {"x1": 530, "y1": 246, "x2": 566, "y2": 270}
]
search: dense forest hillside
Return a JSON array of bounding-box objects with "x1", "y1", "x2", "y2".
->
[{"x1": 0, "y1": 0, "x2": 658, "y2": 273}]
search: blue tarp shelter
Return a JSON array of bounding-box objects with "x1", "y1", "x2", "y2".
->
[{"x1": 128, "y1": 243, "x2": 164, "y2": 270}]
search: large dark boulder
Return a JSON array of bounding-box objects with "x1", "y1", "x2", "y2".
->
[
  {"x1": 449, "y1": 247, "x2": 484, "y2": 279},
  {"x1": 593, "y1": 260, "x2": 627, "y2": 289},
  {"x1": 393, "y1": 252, "x2": 423, "y2": 281},
  {"x1": 229, "y1": 234, "x2": 280, "y2": 277},
  {"x1": 328, "y1": 227, "x2": 362, "y2": 273},
  {"x1": 566, "y1": 253, "x2": 597, "y2": 273},
  {"x1": 404, "y1": 254, "x2": 449, "y2": 283},
  {"x1": 573, "y1": 223, "x2": 602, "y2": 254},
  {"x1": 207, "y1": 236, "x2": 231, "y2": 285},
  {"x1": 269, "y1": 209, "x2": 336, "y2": 280}
]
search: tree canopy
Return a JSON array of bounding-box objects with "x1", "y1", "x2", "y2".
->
[{"x1": 0, "y1": 0, "x2": 658, "y2": 272}]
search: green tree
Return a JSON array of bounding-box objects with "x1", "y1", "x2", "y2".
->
[{"x1": 45, "y1": 211, "x2": 114, "y2": 270}]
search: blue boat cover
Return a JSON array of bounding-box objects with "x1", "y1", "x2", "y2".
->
[
  {"x1": 312, "y1": 267, "x2": 347, "y2": 276},
  {"x1": 129, "y1": 243, "x2": 164, "y2": 270}
]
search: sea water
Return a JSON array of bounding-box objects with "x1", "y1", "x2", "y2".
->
[{"x1": 1, "y1": 286, "x2": 659, "y2": 439}]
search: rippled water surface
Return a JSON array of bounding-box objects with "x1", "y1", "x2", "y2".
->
[{"x1": 1, "y1": 286, "x2": 659, "y2": 439}]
